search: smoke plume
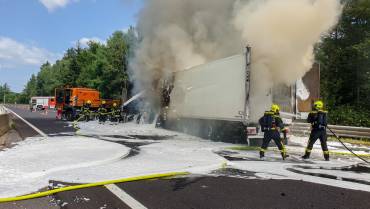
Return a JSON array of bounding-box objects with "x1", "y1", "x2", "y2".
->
[{"x1": 130, "y1": 0, "x2": 342, "y2": 116}]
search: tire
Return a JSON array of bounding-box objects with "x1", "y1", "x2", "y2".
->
[{"x1": 65, "y1": 111, "x2": 74, "y2": 121}]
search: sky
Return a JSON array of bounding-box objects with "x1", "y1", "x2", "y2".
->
[{"x1": 0, "y1": 0, "x2": 143, "y2": 92}]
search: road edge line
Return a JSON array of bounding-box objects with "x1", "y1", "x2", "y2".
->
[
  {"x1": 4, "y1": 106, "x2": 48, "y2": 137},
  {"x1": 105, "y1": 184, "x2": 148, "y2": 209}
]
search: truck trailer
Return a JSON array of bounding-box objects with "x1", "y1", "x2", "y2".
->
[{"x1": 160, "y1": 47, "x2": 297, "y2": 144}]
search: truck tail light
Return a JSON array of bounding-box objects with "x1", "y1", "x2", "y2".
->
[{"x1": 246, "y1": 127, "x2": 257, "y2": 135}]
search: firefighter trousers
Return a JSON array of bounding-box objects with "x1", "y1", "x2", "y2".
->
[
  {"x1": 306, "y1": 129, "x2": 328, "y2": 152},
  {"x1": 260, "y1": 131, "x2": 285, "y2": 153}
]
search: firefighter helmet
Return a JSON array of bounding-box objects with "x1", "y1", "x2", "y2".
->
[
  {"x1": 271, "y1": 104, "x2": 280, "y2": 113},
  {"x1": 314, "y1": 100, "x2": 324, "y2": 110},
  {"x1": 86, "y1": 100, "x2": 92, "y2": 104},
  {"x1": 113, "y1": 103, "x2": 117, "y2": 107},
  {"x1": 102, "y1": 100, "x2": 106, "y2": 105}
]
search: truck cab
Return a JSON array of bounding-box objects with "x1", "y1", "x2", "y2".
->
[{"x1": 55, "y1": 87, "x2": 101, "y2": 120}]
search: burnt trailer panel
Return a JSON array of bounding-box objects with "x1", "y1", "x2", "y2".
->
[{"x1": 161, "y1": 47, "x2": 298, "y2": 144}]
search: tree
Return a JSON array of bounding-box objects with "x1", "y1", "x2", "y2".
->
[
  {"x1": 317, "y1": 0, "x2": 370, "y2": 126},
  {"x1": 318, "y1": 0, "x2": 370, "y2": 107},
  {"x1": 22, "y1": 28, "x2": 136, "y2": 101}
]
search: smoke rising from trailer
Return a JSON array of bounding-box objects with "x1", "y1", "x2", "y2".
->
[{"x1": 130, "y1": 0, "x2": 342, "y2": 116}]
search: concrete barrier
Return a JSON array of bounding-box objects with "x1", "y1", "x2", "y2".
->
[
  {"x1": 0, "y1": 105, "x2": 7, "y2": 114},
  {"x1": 0, "y1": 113, "x2": 11, "y2": 137}
]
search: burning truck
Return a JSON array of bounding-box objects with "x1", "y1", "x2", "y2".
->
[{"x1": 155, "y1": 47, "x2": 318, "y2": 144}]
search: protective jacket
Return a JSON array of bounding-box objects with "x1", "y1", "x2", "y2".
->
[
  {"x1": 303, "y1": 110, "x2": 330, "y2": 161},
  {"x1": 307, "y1": 110, "x2": 328, "y2": 130},
  {"x1": 259, "y1": 111, "x2": 287, "y2": 159},
  {"x1": 259, "y1": 111, "x2": 285, "y2": 132}
]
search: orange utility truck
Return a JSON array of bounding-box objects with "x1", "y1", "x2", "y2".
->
[{"x1": 55, "y1": 87, "x2": 101, "y2": 120}]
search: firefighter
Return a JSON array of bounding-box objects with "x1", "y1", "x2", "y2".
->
[
  {"x1": 81, "y1": 100, "x2": 92, "y2": 121},
  {"x1": 302, "y1": 100, "x2": 329, "y2": 161},
  {"x1": 110, "y1": 102, "x2": 120, "y2": 123},
  {"x1": 98, "y1": 100, "x2": 108, "y2": 123},
  {"x1": 259, "y1": 104, "x2": 288, "y2": 160}
]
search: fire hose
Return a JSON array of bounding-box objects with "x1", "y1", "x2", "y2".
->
[
  {"x1": 327, "y1": 127, "x2": 370, "y2": 164},
  {"x1": 280, "y1": 111, "x2": 369, "y2": 164},
  {"x1": 0, "y1": 172, "x2": 189, "y2": 203}
]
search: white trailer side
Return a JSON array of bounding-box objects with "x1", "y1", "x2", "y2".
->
[
  {"x1": 168, "y1": 54, "x2": 249, "y2": 123},
  {"x1": 161, "y1": 47, "x2": 295, "y2": 144}
]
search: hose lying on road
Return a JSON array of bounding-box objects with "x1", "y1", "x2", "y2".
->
[
  {"x1": 327, "y1": 127, "x2": 370, "y2": 164},
  {"x1": 0, "y1": 172, "x2": 189, "y2": 203},
  {"x1": 72, "y1": 114, "x2": 86, "y2": 131}
]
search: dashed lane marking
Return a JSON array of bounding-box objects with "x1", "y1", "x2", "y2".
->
[
  {"x1": 105, "y1": 184, "x2": 148, "y2": 209},
  {"x1": 5, "y1": 106, "x2": 48, "y2": 137}
]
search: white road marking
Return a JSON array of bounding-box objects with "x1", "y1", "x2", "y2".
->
[
  {"x1": 105, "y1": 184, "x2": 148, "y2": 209},
  {"x1": 5, "y1": 106, "x2": 48, "y2": 137}
]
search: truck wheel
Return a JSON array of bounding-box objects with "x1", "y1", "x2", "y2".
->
[{"x1": 65, "y1": 111, "x2": 73, "y2": 121}]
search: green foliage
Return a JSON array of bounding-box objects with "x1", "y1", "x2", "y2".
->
[
  {"x1": 328, "y1": 105, "x2": 370, "y2": 127},
  {"x1": 317, "y1": 0, "x2": 370, "y2": 126},
  {"x1": 0, "y1": 83, "x2": 23, "y2": 104},
  {"x1": 21, "y1": 28, "x2": 138, "y2": 103}
]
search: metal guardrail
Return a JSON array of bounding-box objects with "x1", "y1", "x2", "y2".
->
[{"x1": 291, "y1": 122, "x2": 370, "y2": 139}]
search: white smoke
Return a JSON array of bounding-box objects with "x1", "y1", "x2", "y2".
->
[{"x1": 130, "y1": 0, "x2": 342, "y2": 115}]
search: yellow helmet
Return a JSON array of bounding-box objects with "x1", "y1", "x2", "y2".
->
[
  {"x1": 102, "y1": 100, "x2": 106, "y2": 105},
  {"x1": 271, "y1": 104, "x2": 280, "y2": 113},
  {"x1": 113, "y1": 103, "x2": 117, "y2": 107},
  {"x1": 314, "y1": 100, "x2": 324, "y2": 110},
  {"x1": 86, "y1": 100, "x2": 92, "y2": 104}
]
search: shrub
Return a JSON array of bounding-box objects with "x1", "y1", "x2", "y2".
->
[{"x1": 328, "y1": 105, "x2": 370, "y2": 127}]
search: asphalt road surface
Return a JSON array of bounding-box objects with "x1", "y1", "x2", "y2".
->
[
  {"x1": 1, "y1": 105, "x2": 370, "y2": 209},
  {"x1": 6, "y1": 105, "x2": 75, "y2": 138}
]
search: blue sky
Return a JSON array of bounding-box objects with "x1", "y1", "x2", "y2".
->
[{"x1": 0, "y1": 0, "x2": 143, "y2": 92}]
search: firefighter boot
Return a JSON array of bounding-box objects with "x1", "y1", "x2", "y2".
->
[
  {"x1": 281, "y1": 152, "x2": 286, "y2": 160},
  {"x1": 281, "y1": 147, "x2": 289, "y2": 160},
  {"x1": 324, "y1": 151, "x2": 330, "y2": 161},
  {"x1": 260, "y1": 150, "x2": 265, "y2": 159},
  {"x1": 281, "y1": 150, "x2": 289, "y2": 160},
  {"x1": 302, "y1": 150, "x2": 311, "y2": 159}
]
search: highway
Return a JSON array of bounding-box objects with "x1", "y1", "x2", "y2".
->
[{"x1": 1, "y1": 105, "x2": 370, "y2": 209}]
